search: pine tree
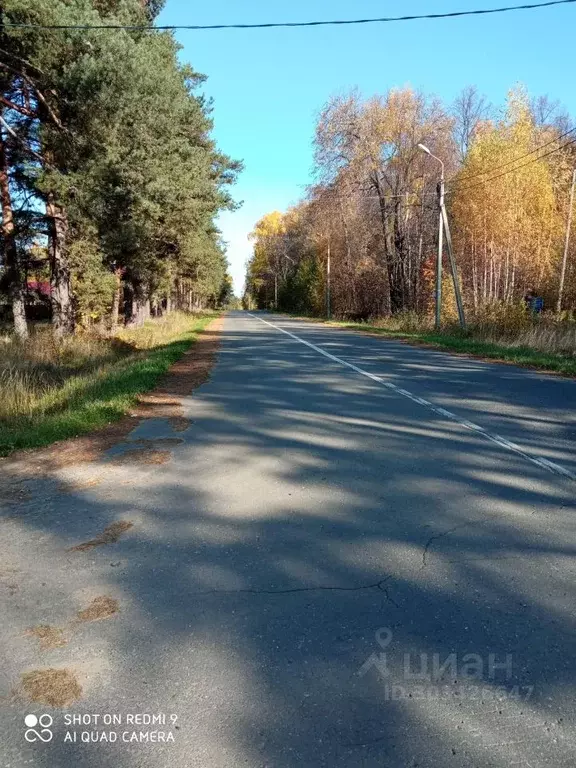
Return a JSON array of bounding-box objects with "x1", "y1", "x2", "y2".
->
[{"x1": 1, "y1": 0, "x2": 241, "y2": 334}]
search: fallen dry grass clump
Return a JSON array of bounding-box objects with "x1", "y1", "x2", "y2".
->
[
  {"x1": 25, "y1": 596, "x2": 120, "y2": 651},
  {"x1": 76, "y1": 596, "x2": 119, "y2": 623},
  {"x1": 20, "y1": 668, "x2": 82, "y2": 707},
  {"x1": 25, "y1": 625, "x2": 67, "y2": 651},
  {"x1": 67, "y1": 520, "x2": 134, "y2": 553}
]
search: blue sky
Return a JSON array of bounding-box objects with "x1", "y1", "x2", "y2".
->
[{"x1": 157, "y1": 1, "x2": 575, "y2": 294}]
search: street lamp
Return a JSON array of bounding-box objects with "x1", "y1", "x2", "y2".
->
[
  {"x1": 417, "y1": 144, "x2": 445, "y2": 182},
  {"x1": 418, "y1": 144, "x2": 444, "y2": 330}
]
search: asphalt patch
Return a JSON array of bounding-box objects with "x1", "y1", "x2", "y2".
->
[
  {"x1": 0, "y1": 483, "x2": 32, "y2": 504},
  {"x1": 110, "y1": 448, "x2": 171, "y2": 466},
  {"x1": 130, "y1": 438, "x2": 184, "y2": 447},
  {"x1": 168, "y1": 416, "x2": 192, "y2": 432}
]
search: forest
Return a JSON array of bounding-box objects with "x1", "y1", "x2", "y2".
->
[
  {"x1": 0, "y1": 1, "x2": 240, "y2": 453},
  {"x1": 245, "y1": 86, "x2": 576, "y2": 340},
  {"x1": 0, "y1": 0, "x2": 240, "y2": 340}
]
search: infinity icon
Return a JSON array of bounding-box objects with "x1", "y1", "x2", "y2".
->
[{"x1": 24, "y1": 714, "x2": 54, "y2": 743}]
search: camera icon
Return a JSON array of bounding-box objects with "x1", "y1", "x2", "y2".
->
[{"x1": 24, "y1": 714, "x2": 54, "y2": 743}]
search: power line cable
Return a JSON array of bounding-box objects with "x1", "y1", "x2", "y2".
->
[
  {"x1": 448, "y1": 125, "x2": 576, "y2": 186},
  {"x1": 312, "y1": 191, "x2": 437, "y2": 200},
  {"x1": 2, "y1": 0, "x2": 575, "y2": 31},
  {"x1": 448, "y1": 136, "x2": 576, "y2": 192}
]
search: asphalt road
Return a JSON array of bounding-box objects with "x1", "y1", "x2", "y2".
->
[{"x1": 2, "y1": 310, "x2": 576, "y2": 767}]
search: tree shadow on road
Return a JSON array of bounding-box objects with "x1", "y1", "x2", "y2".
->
[{"x1": 2, "y1": 316, "x2": 576, "y2": 767}]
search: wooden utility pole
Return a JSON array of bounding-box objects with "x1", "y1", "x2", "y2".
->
[
  {"x1": 441, "y1": 203, "x2": 467, "y2": 329},
  {"x1": 557, "y1": 168, "x2": 576, "y2": 314},
  {"x1": 435, "y1": 180, "x2": 444, "y2": 329}
]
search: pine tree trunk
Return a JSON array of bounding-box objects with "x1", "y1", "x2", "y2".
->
[
  {"x1": 0, "y1": 128, "x2": 29, "y2": 340},
  {"x1": 46, "y1": 193, "x2": 74, "y2": 337},
  {"x1": 110, "y1": 268, "x2": 123, "y2": 328},
  {"x1": 111, "y1": 286, "x2": 120, "y2": 327},
  {"x1": 125, "y1": 280, "x2": 148, "y2": 327},
  {"x1": 127, "y1": 296, "x2": 147, "y2": 327}
]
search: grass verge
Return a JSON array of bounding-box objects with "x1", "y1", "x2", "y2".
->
[
  {"x1": 0, "y1": 312, "x2": 217, "y2": 457},
  {"x1": 287, "y1": 316, "x2": 576, "y2": 377}
]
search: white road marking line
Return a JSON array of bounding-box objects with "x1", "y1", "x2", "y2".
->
[
  {"x1": 459, "y1": 420, "x2": 486, "y2": 432},
  {"x1": 248, "y1": 313, "x2": 575, "y2": 481},
  {"x1": 538, "y1": 458, "x2": 576, "y2": 478}
]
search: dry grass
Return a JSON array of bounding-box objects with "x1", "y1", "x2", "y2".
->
[
  {"x1": 370, "y1": 310, "x2": 434, "y2": 334},
  {"x1": 76, "y1": 596, "x2": 119, "y2": 623},
  {"x1": 453, "y1": 304, "x2": 576, "y2": 358},
  {"x1": 334, "y1": 303, "x2": 576, "y2": 367},
  {"x1": 1, "y1": 315, "x2": 223, "y2": 507},
  {"x1": 322, "y1": 302, "x2": 576, "y2": 376},
  {"x1": 25, "y1": 598, "x2": 119, "y2": 653},
  {"x1": 116, "y1": 311, "x2": 209, "y2": 349},
  {"x1": 0, "y1": 330, "x2": 124, "y2": 423},
  {"x1": 25, "y1": 625, "x2": 67, "y2": 651},
  {"x1": 0, "y1": 311, "x2": 217, "y2": 456},
  {"x1": 20, "y1": 668, "x2": 82, "y2": 707},
  {"x1": 0, "y1": 312, "x2": 206, "y2": 424},
  {"x1": 67, "y1": 520, "x2": 134, "y2": 553},
  {"x1": 487, "y1": 323, "x2": 576, "y2": 354}
]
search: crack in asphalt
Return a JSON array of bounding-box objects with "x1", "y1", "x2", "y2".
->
[
  {"x1": 421, "y1": 513, "x2": 504, "y2": 568},
  {"x1": 380, "y1": 585, "x2": 400, "y2": 608},
  {"x1": 421, "y1": 522, "x2": 479, "y2": 568},
  {"x1": 190, "y1": 576, "x2": 395, "y2": 598}
]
